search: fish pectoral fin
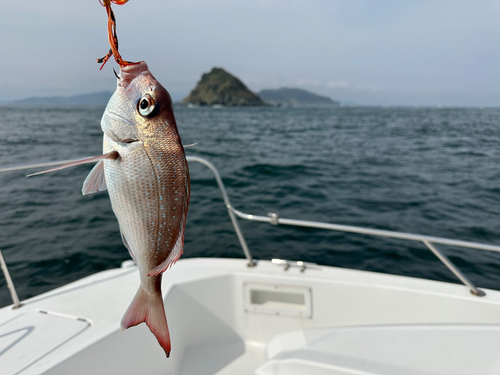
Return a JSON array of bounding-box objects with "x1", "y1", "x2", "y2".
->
[
  {"x1": 183, "y1": 143, "x2": 197, "y2": 148},
  {"x1": 27, "y1": 151, "x2": 119, "y2": 177},
  {"x1": 82, "y1": 160, "x2": 108, "y2": 195}
]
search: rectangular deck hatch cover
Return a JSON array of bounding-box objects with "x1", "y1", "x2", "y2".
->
[
  {"x1": 0, "y1": 310, "x2": 90, "y2": 375},
  {"x1": 243, "y1": 282, "x2": 312, "y2": 318}
]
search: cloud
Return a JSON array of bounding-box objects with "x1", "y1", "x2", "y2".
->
[
  {"x1": 297, "y1": 80, "x2": 380, "y2": 92},
  {"x1": 326, "y1": 81, "x2": 350, "y2": 89},
  {"x1": 296, "y1": 79, "x2": 322, "y2": 87},
  {"x1": 353, "y1": 84, "x2": 379, "y2": 92}
]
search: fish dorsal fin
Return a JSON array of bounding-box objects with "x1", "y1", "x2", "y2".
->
[{"x1": 82, "y1": 160, "x2": 107, "y2": 195}]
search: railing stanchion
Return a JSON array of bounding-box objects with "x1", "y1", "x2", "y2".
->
[
  {"x1": 0, "y1": 248, "x2": 22, "y2": 309},
  {"x1": 422, "y1": 240, "x2": 485, "y2": 296}
]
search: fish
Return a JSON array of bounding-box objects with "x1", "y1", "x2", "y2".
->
[
  {"x1": 97, "y1": 61, "x2": 190, "y2": 356},
  {"x1": 28, "y1": 61, "x2": 190, "y2": 357}
]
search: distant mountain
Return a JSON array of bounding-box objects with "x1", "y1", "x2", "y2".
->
[
  {"x1": 183, "y1": 68, "x2": 266, "y2": 107},
  {"x1": 258, "y1": 88, "x2": 339, "y2": 107},
  {"x1": 12, "y1": 91, "x2": 113, "y2": 106}
]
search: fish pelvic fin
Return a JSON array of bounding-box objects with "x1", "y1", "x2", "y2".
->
[{"x1": 121, "y1": 281, "x2": 171, "y2": 357}]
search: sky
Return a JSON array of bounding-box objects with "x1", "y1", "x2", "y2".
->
[{"x1": 2, "y1": 0, "x2": 500, "y2": 106}]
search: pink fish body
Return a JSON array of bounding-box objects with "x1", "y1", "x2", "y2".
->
[{"x1": 83, "y1": 62, "x2": 190, "y2": 356}]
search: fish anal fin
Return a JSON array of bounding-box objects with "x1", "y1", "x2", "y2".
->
[
  {"x1": 120, "y1": 230, "x2": 137, "y2": 263},
  {"x1": 82, "y1": 160, "x2": 107, "y2": 195},
  {"x1": 121, "y1": 282, "x2": 171, "y2": 357},
  {"x1": 148, "y1": 223, "x2": 185, "y2": 277},
  {"x1": 27, "y1": 151, "x2": 119, "y2": 177}
]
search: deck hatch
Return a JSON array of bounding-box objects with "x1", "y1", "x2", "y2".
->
[
  {"x1": 0, "y1": 310, "x2": 90, "y2": 375},
  {"x1": 243, "y1": 282, "x2": 312, "y2": 318}
]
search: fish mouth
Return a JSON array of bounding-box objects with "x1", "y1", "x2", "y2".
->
[
  {"x1": 122, "y1": 139, "x2": 139, "y2": 144},
  {"x1": 118, "y1": 61, "x2": 150, "y2": 88}
]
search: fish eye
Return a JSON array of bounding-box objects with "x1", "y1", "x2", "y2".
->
[{"x1": 137, "y1": 94, "x2": 157, "y2": 117}]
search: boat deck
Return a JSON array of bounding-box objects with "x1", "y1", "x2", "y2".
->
[{"x1": 2, "y1": 257, "x2": 500, "y2": 374}]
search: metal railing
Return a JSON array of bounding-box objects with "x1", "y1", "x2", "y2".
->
[
  {"x1": 186, "y1": 157, "x2": 256, "y2": 267},
  {"x1": 2, "y1": 155, "x2": 500, "y2": 308},
  {"x1": 189, "y1": 157, "x2": 498, "y2": 297},
  {"x1": 230, "y1": 210, "x2": 492, "y2": 296}
]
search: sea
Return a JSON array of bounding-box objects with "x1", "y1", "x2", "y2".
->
[{"x1": 1, "y1": 105, "x2": 500, "y2": 307}]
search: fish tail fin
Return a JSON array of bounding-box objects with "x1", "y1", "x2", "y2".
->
[{"x1": 121, "y1": 285, "x2": 171, "y2": 357}]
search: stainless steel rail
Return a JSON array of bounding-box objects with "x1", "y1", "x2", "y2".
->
[
  {"x1": 186, "y1": 156, "x2": 256, "y2": 267},
  {"x1": 1, "y1": 155, "x2": 499, "y2": 304},
  {"x1": 230, "y1": 210, "x2": 493, "y2": 296}
]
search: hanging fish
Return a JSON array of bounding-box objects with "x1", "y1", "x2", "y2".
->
[{"x1": 28, "y1": 62, "x2": 190, "y2": 357}]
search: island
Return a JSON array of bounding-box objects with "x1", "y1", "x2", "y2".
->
[
  {"x1": 182, "y1": 68, "x2": 266, "y2": 107},
  {"x1": 258, "y1": 88, "x2": 339, "y2": 107}
]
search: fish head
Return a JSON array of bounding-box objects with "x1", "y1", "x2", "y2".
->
[{"x1": 101, "y1": 61, "x2": 178, "y2": 145}]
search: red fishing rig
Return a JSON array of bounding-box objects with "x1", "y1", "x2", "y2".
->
[{"x1": 97, "y1": 0, "x2": 140, "y2": 70}]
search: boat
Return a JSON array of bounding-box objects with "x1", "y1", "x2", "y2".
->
[{"x1": 2, "y1": 156, "x2": 500, "y2": 375}]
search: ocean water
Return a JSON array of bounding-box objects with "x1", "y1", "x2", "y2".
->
[{"x1": 1, "y1": 105, "x2": 500, "y2": 307}]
